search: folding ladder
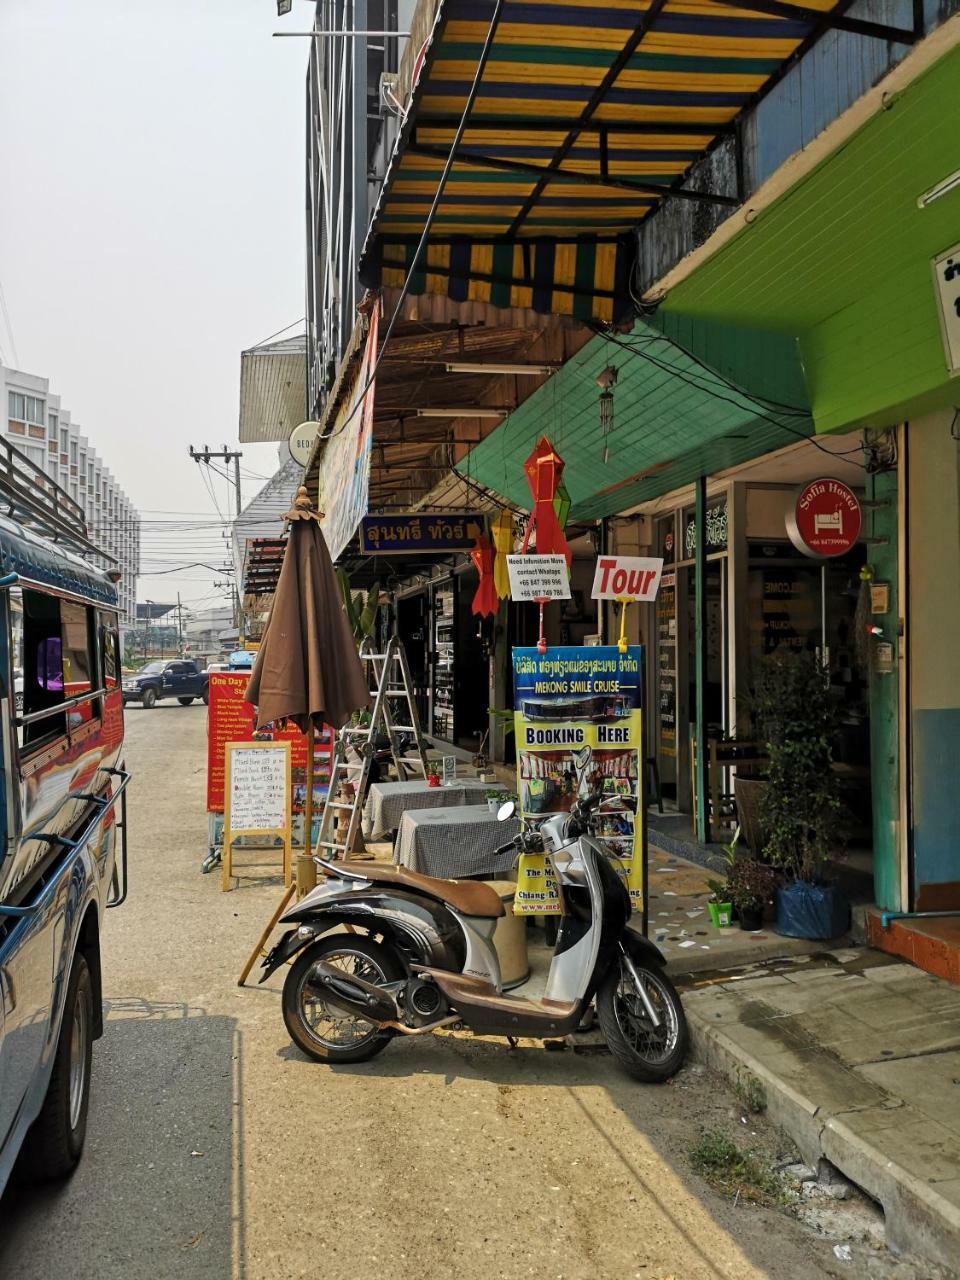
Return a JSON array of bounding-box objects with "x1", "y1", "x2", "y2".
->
[{"x1": 313, "y1": 636, "x2": 430, "y2": 862}]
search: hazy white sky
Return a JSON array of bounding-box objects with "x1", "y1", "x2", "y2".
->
[{"x1": 0, "y1": 0, "x2": 309, "y2": 612}]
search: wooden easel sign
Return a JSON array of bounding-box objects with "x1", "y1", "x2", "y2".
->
[{"x1": 223, "y1": 741, "x2": 292, "y2": 891}]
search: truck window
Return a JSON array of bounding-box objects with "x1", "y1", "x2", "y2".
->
[
  {"x1": 99, "y1": 610, "x2": 120, "y2": 690},
  {"x1": 61, "y1": 599, "x2": 99, "y2": 726},
  {"x1": 19, "y1": 589, "x2": 67, "y2": 748},
  {"x1": 13, "y1": 589, "x2": 103, "y2": 751}
]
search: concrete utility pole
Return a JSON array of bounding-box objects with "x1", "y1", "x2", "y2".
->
[
  {"x1": 176, "y1": 592, "x2": 184, "y2": 657},
  {"x1": 188, "y1": 443, "x2": 244, "y2": 633}
]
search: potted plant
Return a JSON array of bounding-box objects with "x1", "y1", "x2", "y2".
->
[
  {"x1": 755, "y1": 649, "x2": 849, "y2": 940},
  {"x1": 727, "y1": 857, "x2": 776, "y2": 932},
  {"x1": 485, "y1": 788, "x2": 502, "y2": 813},
  {"x1": 426, "y1": 758, "x2": 441, "y2": 788},
  {"x1": 706, "y1": 877, "x2": 733, "y2": 928}
]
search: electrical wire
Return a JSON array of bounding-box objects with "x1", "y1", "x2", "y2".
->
[
  {"x1": 315, "y1": 0, "x2": 506, "y2": 447},
  {"x1": 588, "y1": 325, "x2": 868, "y2": 468}
]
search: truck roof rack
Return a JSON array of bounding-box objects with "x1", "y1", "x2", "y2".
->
[{"x1": 0, "y1": 439, "x2": 115, "y2": 565}]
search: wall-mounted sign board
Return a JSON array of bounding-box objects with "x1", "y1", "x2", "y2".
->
[
  {"x1": 223, "y1": 741, "x2": 292, "y2": 891},
  {"x1": 359, "y1": 513, "x2": 483, "y2": 554},
  {"x1": 785, "y1": 478, "x2": 862, "y2": 559},
  {"x1": 932, "y1": 241, "x2": 960, "y2": 376}
]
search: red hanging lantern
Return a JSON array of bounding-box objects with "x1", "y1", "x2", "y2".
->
[
  {"x1": 470, "y1": 534, "x2": 498, "y2": 617},
  {"x1": 520, "y1": 436, "x2": 572, "y2": 566}
]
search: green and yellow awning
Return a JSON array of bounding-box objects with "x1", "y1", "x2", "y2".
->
[{"x1": 360, "y1": 0, "x2": 884, "y2": 322}]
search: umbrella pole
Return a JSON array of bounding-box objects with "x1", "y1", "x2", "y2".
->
[{"x1": 297, "y1": 721, "x2": 318, "y2": 897}]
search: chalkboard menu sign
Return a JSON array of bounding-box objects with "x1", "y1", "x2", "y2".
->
[{"x1": 222, "y1": 741, "x2": 292, "y2": 890}]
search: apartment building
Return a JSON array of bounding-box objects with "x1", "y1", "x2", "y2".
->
[{"x1": 1, "y1": 362, "x2": 140, "y2": 626}]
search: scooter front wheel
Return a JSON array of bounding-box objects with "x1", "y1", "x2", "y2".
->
[
  {"x1": 597, "y1": 958, "x2": 688, "y2": 1082},
  {"x1": 282, "y1": 935, "x2": 401, "y2": 1064}
]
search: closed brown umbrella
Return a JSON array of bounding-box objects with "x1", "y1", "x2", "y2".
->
[{"x1": 245, "y1": 485, "x2": 369, "y2": 893}]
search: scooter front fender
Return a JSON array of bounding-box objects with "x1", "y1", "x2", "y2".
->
[{"x1": 621, "y1": 927, "x2": 668, "y2": 969}]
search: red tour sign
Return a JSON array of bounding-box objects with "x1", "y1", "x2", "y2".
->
[{"x1": 786, "y1": 478, "x2": 862, "y2": 559}]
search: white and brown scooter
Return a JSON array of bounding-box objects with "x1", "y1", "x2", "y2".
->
[{"x1": 262, "y1": 789, "x2": 688, "y2": 1082}]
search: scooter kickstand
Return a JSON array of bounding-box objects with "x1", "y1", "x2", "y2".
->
[{"x1": 506, "y1": 1035, "x2": 519, "y2": 1050}]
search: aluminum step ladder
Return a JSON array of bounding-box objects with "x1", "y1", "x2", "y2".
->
[{"x1": 313, "y1": 636, "x2": 430, "y2": 863}]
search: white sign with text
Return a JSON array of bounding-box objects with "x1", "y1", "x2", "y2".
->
[
  {"x1": 932, "y1": 241, "x2": 960, "y2": 375},
  {"x1": 506, "y1": 554, "x2": 571, "y2": 601},
  {"x1": 591, "y1": 555, "x2": 665, "y2": 602}
]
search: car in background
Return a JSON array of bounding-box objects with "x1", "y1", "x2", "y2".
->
[{"x1": 122, "y1": 659, "x2": 209, "y2": 708}]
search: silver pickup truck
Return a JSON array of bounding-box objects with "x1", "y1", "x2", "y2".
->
[{"x1": 0, "y1": 444, "x2": 129, "y2": 1196}]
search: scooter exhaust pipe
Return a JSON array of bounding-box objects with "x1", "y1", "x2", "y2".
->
[{"x1": 306, "y1": 961, "x2": 399, "y2": 1024}]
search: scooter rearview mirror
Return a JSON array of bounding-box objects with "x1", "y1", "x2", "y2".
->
[{"x1": 497, "y1": 799, "x2": 516, "y2": 822}]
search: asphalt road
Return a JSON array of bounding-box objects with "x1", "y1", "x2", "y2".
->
[{"x1": 0, "y1": 705, "x2": 921, "y2": 1280}]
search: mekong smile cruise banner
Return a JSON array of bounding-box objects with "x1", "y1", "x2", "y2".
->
[{"x1": 512, "y1": 646, "x2": 646, "y2": 913}]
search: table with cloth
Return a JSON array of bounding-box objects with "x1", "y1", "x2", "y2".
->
[
  {"x1": 362, "y1": 779, "x2": 504, "y2": 840},
  {"x1": 394, "y1": 804, "x2": 521, "y2": 879}
]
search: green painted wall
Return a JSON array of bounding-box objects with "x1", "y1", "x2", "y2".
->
[{"x1": 663, "y1": 44, "x2": 960, "y2": 436}]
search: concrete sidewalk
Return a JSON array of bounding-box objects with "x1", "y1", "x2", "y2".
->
[{"x1": 680, "y1": 950, "x2": 960, "y2": 1273}]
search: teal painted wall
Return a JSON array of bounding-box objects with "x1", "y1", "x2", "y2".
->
[
  {"x1": 867, "y1": 467, "x2": 901, "y2": 912},
  {"x1": 907, "y1": 411, "x2": 960, "y2": 895}
]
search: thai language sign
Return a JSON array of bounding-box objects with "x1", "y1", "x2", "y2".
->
[
  {"x1": 512, "y1": 645, "x2": 646, "y2": 912},
  {"x1": 359, "y1": 512, "x2": 483, "y2": 554}
]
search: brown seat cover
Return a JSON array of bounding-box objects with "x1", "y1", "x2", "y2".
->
[{"x1": 347, "y1": 864, "x2": 505, "y2": 919}]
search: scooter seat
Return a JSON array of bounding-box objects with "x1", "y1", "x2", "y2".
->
[{"x1": 345, "y1": 864, "x2": 506, "y2": 919}]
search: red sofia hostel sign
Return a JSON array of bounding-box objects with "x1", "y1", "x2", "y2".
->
[{"x1": 786, "y1": 478, "x2": 862, "y2": 558}]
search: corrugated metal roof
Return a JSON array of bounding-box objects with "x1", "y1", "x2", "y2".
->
[
  {"x1": 238, "y1": 336, "x2": 307, "y2": 444},
  {"x1": 362, "y1": 0, "x2": 849, "y2": 321},
  {"x1": 460, "y1": 316, "x2": 815, "y2": 518}
]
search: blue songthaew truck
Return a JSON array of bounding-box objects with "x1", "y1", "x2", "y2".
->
[{"x1": 0, "y1": 442, "x2": 129, "y2": 1195}]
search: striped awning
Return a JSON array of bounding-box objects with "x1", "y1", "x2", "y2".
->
[{"x1": 361, "y1": 0, "x2": 851, "y2": 322}]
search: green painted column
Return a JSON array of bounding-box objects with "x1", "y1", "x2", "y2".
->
[
  {"x1": 694, "y1": 476, "x2": 710, "y2": 844},
  {"x1": 868, "y1": 466, "x2": 901, "y2": 911}
]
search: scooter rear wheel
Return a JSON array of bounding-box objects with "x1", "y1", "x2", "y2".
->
[
  {"x1": 597, "y1": 959, "x2": 688, "y2": 1082},
  {"x1": 282, "y1": 935, "x2": 401, "y2": 1064}
]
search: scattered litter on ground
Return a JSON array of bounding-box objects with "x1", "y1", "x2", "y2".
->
[{"x1": 833, "y1": 1245, "x2": 853, "y2": 1262}]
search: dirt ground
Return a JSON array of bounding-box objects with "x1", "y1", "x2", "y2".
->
[{"x1": 0, "y1": 705, "x2": 945, "y2": 1280}]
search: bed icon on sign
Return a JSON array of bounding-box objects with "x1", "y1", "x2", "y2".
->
[{"x1": 813, "y1": 509, "x2": 843, "y2": 537}]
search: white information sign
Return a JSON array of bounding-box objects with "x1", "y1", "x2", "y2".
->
[
  {"x1": 506, "y1": 554, "x2": 571, "y2": 601},
  {"x1": 227, "y1": 745, "x2": 289, "y2": 834},
  {"x1": 591, "y1": 555, "x2": 665, "y2": 602},
  {"x1": 442, "y1": 755, "x2": 457, "y2": 786},
  {"x1": 932, "y1": 241, "x2": 960, "y2": 376}
]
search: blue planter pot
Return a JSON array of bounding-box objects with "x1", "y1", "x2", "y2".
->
[{"x1": 775, "y1": 881, "x2": 850, "y2": 940}]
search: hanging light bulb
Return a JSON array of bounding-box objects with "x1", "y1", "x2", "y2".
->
[{"x1": 596, "y1": 366, "x2": 618, "y2": 463}]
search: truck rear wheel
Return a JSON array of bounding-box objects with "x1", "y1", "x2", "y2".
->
[
  {"x1": 28, "y1": 952, "x2": 94, "y2": 1179},
  {"x1": 177, "y1": 696, "x2": 195, "y2": 705},
  {"x1": 142, "y1": 686, "x2": 157, "y2": 708}
]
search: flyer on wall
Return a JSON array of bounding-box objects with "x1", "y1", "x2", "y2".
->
[{"x1": 511, "y1": 645, "x2": 646, "y2": 914}]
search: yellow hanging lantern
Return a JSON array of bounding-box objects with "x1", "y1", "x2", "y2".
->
[{"x1": 492, "y1": 508, "x2": 514, "y2": 599}]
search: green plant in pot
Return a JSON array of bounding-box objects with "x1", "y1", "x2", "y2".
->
[
  {"x1": 705, "y1": 876, "x2": 733, "y2": 928},
  {"x1": 426, "y1": 758, "x2": 442, "y2": 788},
  {"x1": 727, "y1": 857, "x2": 776, "y2": 932},
  {"x1": 485, "y1": 788, "x2": 502, "y2": 813},
  {"x1": 754, "y1": 648, "x2": 849, "y2": 940}
]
